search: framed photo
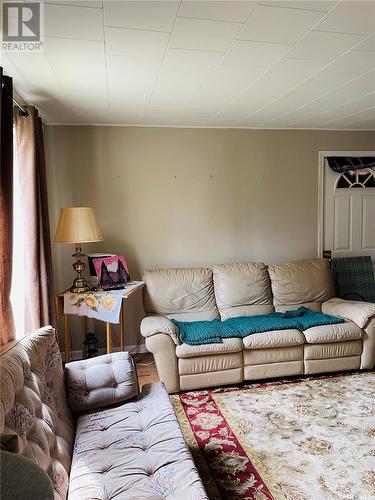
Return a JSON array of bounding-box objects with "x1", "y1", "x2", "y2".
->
[{"x1": 93, "y1": 255, "x2": 130, "y2": 290}]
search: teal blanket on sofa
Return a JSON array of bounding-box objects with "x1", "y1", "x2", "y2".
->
[{"x1": 172, "y1": 307, "x2": 345, "y2": 345}]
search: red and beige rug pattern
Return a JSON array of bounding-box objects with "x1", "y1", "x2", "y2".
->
[{"x1": 170, "y1": 372, "x2": 375, "y2": 500}]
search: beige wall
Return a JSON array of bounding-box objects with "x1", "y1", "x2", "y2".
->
[{"x1": 44, "y1": 126, "x2": 375, "y2": 350}]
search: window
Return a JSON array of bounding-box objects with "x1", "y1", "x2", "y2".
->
[{"x1": 335, "y1": 168, "x2": 375, "y2": 189}]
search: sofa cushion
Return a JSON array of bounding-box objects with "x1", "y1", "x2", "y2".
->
[
  {"x1": 213, "y1": 262, "x2": 273, "y2": 320},
  {"x1": 304, "y1": 340, "x2": 362, "y2": 360},
  {"x1": 142, "y1": 267, "x2": 219, "y2": 321},
  {"x1": 303, "y1": 321, "x2": 363, "y2": 344},
  {"x1": 243, "y1": 329, "x2": 305, "y2": 349},
  {"x1": 176, "y1": 338, "x2": 242, "y2": 358},
  {"x1": 275, "y1": 302, "x2": 322, "y2": 313},
  {"x1": 178, "y1": 353, "x2": 242, "y2": 375},
  {"x1": 65, "y1": 352, "x2": 139, "y2": 412},
  {"x1": 243, "y1": 345, "x2": 304, "y2": 365},
  {"x1": 268, "y1": 258, "x2": 335, "y2": 308},
  {"x1": 68, "y1": 383, "x2": 207, "y2": 500},
  {"x1": 0, "y1": 327, "x2": 74, "y2": 500}
]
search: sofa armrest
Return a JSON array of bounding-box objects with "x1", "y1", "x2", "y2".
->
[
  {"x1": 322, "y1": 297, "x2": 375, "y2": 329},
  {"x1": 65, "y1": 352, "x2": 139, "y2": 412},
  {"x1": 140, "y1": 315, "x2": 180, "y2": 345}
]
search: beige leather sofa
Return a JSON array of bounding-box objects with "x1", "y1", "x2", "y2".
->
[
  {"x1": 0, "y1": 327, "x2": 207, "y2": 499},
  {"x1": 141, "y1": 259, "x2": 375, "y2": 393}
]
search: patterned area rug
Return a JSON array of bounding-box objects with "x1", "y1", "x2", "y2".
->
[{"x1": 170, "y1": 372, "x2": 375, "y2": 500}]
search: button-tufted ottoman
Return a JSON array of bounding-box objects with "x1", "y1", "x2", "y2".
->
[{"x1": 0, "y1": 326, "x2": 207, "y2": 500}]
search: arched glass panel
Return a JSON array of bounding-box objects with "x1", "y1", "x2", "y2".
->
[{"x1": 335, "y1": 168, "x2": 375, "y2": 189}]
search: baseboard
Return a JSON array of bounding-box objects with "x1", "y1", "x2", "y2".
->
[{"x1": 63, "y1": 344, "x2": 148, "y2": 362}]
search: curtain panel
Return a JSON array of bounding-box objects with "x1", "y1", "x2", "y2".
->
[
  {"x1": 0, "y1": 68, "x2": 15, "y2": 346},
  {"x1": 13, "y1": 106, "x2": 56, "y2": 332},
  {"x1": 327, "y1": 156, "x2": 375, "y2": 173}
]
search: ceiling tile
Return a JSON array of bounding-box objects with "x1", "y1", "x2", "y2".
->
[
  {"x1": 221, "y1": 40, "x2": 290, "y2": 67},
  {"x1": 5, "y1": 52, "x2": 60, "y2": 87},
  {"x1": 39, "y1": 108, "x2": 81, "y2": 125},
  {"x1": 179, "y1": 1, "x2": 257, "y2": 23},
  {"x1": 354, "y1": 33, "x2": 375, "y2": 52},
  {"x1": 313, "y1": 0, "x2": 375, "y2": 35},
  {"x1": 43, "y1": 37, "x2": 105, "y2": 65},
  {"x1": 14, "y1": 83, "x2": 64, "y2": 106},
  {"x1": 3, "y1": 0, "x2": 374, "y2": 128},
  {"x1": 327, "y1": 50, "x2": 375, "y2": 73},
  {"x1": 106, "y1": 55, "x2": 160, "y2": 78},
  {"x1": 305, "y1": 92, "x2": 375, "y2": 122},
  {"x1": 108, "y1": 112, "x2": 146, "y2": 124},
  {"x1": 170, "y1": 17, "x2": 242, "y2": 52},
  {"x1": 265, "y1": 57, "x2": 328, "y2": 79},
  {"x1": 325, "y1": 106, "x2": 375, "y2": 126},
  {"x1": 226, "y1": 76, "x2": 295, "y2": 115},
  {"x1": 333, "y1": 69, "x2": 375, "y2": 99},
  {"x1": 45, "y1": 3, "x2": 104, "y2": 40},
  {"x1": 152, "y1": 70, "x2": 203, "y2": 99},
  {"x1": 0, "y1": 53, "x2": 28, "y2": 86},
  {"x1": 162, "y1": 48, "x2": 224, "y2": 73},
  {"x1": 103, "y1": 1, "x2": 179, "y2": 31},
  {"x1": 104, "y1": 27, "x2": 169, "y2": 59},
  {"x1": 70, "y1": 107, "x2": 111, "y2": 124},
  {"x1": 49, "y1": 60, "x2": 107, "y2": 94},
  {"x1": 45, "y1": 0, "x2": 103, "y2": 8},
  {"x1": 287, "y1": 31, "x2": 366, "y2": 60},
  {"x1": 260, "y1": 1, "x2": 338, "y2": 12},
  {"x1": 281, "y1": 92, "x2": 375, "y2": 126},
  {"x1": 109, "y1": 98, "x2": 150, "y2": 113},
  {"x1": 238, "y1": 5, "x2": 324, "y2": 44},
  {"x1": 64, "y1": 93, "x2": 109, "y2": 107},
  {"x1": 106, "y1": 54, "x2": 160, "y2": 94},
  {"x1": 192, "y1": 65, "x2": 265, "y2": 105}
]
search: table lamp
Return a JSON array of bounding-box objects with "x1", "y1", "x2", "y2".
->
[{"x1": 54, "y1": 207, "x2": 103, "y2": 293}]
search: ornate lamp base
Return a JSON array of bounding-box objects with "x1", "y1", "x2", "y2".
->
[
  {"x1": 70, "y1": 244, "x2": 91, "y2": 293},
  {"x1": 70, "y1": 278, "x2": 91, "y2": 293}
]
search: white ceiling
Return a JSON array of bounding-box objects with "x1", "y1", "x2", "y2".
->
[{"x1": 1, "y1": 0, "x2": 375, "y2": 129}]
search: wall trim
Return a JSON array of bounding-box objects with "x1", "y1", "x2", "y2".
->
[
  {"x1": 46, "y1": 123, "x2": 375, "y2": 130},
  {"x1": 317, "y1": 150, "x2": 375, "y2": 258},
  {"x1": 62, "y1": 343, "x2": 148, "y2": 362}
]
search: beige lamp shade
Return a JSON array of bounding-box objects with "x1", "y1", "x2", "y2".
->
[{"x1": 54, "y1": 207, "x2": 103, "y2": 244}]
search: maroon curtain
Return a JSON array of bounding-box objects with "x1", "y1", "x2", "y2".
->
[
  {"x1": 13, "y1": 106, "x2": 56, "y2": 332},
  {"x1": 0, "y1": 68, "x2": 15, "y2": 346}
]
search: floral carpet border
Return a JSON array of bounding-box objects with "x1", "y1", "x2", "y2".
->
[{"x1": 170, "y1": 371, "x2": 368, "y2": 500}]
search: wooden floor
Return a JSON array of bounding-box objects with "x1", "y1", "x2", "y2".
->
[{"x1": 133, "y1": 352, "x2": 159, "y2": 390}]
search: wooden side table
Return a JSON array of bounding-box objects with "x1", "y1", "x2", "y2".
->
[{"x1": 55, "y1": 282, "x2": 144, "y2": 362}]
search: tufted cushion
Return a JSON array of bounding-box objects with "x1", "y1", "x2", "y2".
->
[
  {"x1": 142, "y1": 267, "x2": 219, "y2": 321},
  {"x1": 213, "y1": 262, "x2": 273, "y2": 319},
  {"x1": 68, "y1": 382, "x2": 207, "y2": 500},
  {"x1": 268, "y1": 258, "x2": 335, "y2": 309},
  {"x1": 0, "y1": 327, "x2": 74, "y2": 500},
  {"x1": 65, "y1": 352, "x2": 139, "y2": 412}
]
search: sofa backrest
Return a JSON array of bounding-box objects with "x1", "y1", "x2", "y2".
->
[
  {"x1": 142, "y1": 267, "x2": 219, "y2": 321},
  {"x1": 213, "y1": 262, "x2": 274, "y2": 320},
  {"x1": 0, "y1": 327, "x2": 74, "y2": 500},
  {"x1": 268, "y1": 258, "x2": 335, "y2": 311}
]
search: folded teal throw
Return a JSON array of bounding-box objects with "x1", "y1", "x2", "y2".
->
[{"x1": 172, "y1": 307, "x2": 345, "y2": 345}]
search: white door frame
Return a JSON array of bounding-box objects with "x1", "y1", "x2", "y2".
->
[{"x1": 318, "y1": 150, "x2": 375, "y2": 258}]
